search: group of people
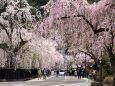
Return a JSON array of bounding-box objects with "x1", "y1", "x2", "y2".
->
[
  {"x1": 38, "y1": 68, "x2": 51, "y2": 80},
  {"x1": 74, "y1": 67, "x2": 97, "y2": 80},
  {"x1": 74, "y1": 67, "x2": 89, "y2": 79},
  {"x1": 37, "y1": 67, "x2": 96, "y2": 81}
]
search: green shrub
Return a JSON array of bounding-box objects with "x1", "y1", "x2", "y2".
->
[
  {"x1": 103, "y1": 76, "x2": 113, "y2": 85},
  {"x1": 30, "y1": 7, "x2": 37, "y2": 15},
  {"x1": 19, "y1": 0, "x2": 25, "y2": 8}
]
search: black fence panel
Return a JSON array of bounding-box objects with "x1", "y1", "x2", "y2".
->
[{"x1": 0, "y1": 69, "x2": 38, "y2": 81}]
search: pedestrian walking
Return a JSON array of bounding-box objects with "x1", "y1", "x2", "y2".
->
[
  {"x1": 77, "y1": 68, "x2": 82, "y2": 79},
  {"x1": 92, "y1": 70, "x2": 96, "y2": 80},
  {"x1": 42, "y1": 68, "x2": 47, "y2": 79},
  {"x1": 47, "y1": 69, "x2": 51, "y2": 76},
  {"x1": 56, "y1": 69, "x2": 59, "y2": 77},
  {"x1": 38, "y1": 68, "x2": 42, "y2": 80},
  {"x1": 81, "y1": 69, "x2": 84, "y2": 77},
  {"x1": 86, "y1": 69, "x2": 89, "y2": 78}
]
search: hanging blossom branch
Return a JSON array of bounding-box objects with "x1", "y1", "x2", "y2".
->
[
  {"x1": 0, "y1": 18, "x2": 28, "y2": 54},
  {"x1": 60, "y1": 2, "x2": 109, "y2": 34},
  {"x1": 12, "y1": 20, "x2": 28, "y2": 54},
  {"x1": 78, "y1": 49, "x2": 98, "y2": 63},
  {"x1": 0, "y1": 22, "x2": 10, "y2": 51},
  {"x1": 0, "y1": 16, "x2": 16, "y2": 42},
  {"x1": 13, "y1": 31, "x2": 28, "y2": 54},
  {"x1": 0, "y1": 23, "x2": 10, "y2": 38},
  {"x1": 61, "y1": 15, "x2": 109, "y2": 34}
]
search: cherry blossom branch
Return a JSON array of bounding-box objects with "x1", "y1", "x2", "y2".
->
[
  {"x1": 0, "y1": 23, "x2": 10, "y2": 38},
  {"x1": 61, "y1": 13, "x2": 109, "y2": 34},
  {"x1": 61, "y1": 2, "x2": 109, "y2": 34},
  {"x1": 13, "y1": 31, "x2": 28, "y2": 54},
  {"x1": 78, "y1": 49, "x2": 98, "y2": 63}
]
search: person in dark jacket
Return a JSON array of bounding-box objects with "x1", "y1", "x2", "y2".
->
[
  {"x1": 42, "y1": 68, "x2": 47, "y2": 79},
  {"x1": 77, "y1": 68, "x2": 82, "y2": 79}
]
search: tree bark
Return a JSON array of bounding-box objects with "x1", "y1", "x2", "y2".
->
[
  {"x1": 6, "y1": 50, "x2": 15, "y2": 69},
  {"x1": 111, "y1": 59, "x2": 115, "y2": 86},
  {"x1": 109, "y1": 54, "x2": 115, "y2": 86},
  {"x1": 112, "y1": 69, "x2": 115, "y2": 86}
]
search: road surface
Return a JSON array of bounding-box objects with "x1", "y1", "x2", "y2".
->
[{"x1": 0, "y1": 76, "x2": 91, "y2": 86}]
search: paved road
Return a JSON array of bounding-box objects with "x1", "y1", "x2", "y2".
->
[{"x1": 0, "y1": 76, "x2": 91, "y2": 86}]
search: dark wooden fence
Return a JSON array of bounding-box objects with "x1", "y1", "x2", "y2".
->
[{"x1": 0, "y1": 69, "x2": 38, "y2": 81}]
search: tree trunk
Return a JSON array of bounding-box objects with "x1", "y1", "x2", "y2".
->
[
  {"x1": 110, "y1": 56, "x2": 115, "y2": 86},
  {"x1": 113, "y1": 70, "x2": 115, "y2": 86},
  {"x1": 6, "y1": 49, "x2": 15, "y2": 69}
]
